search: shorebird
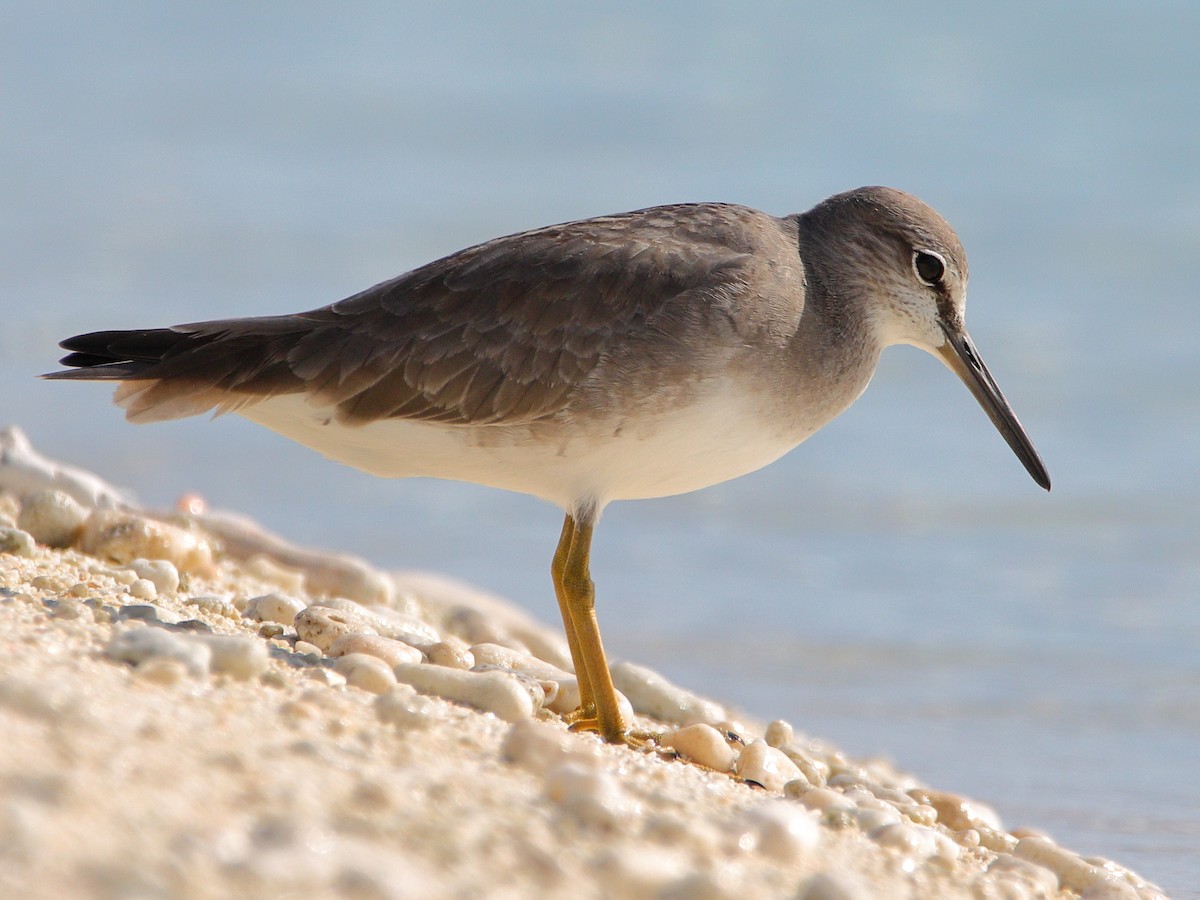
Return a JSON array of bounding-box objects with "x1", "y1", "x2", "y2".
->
[{"x1": 47, "y1": 186, "x2": 1050, "y2": 744}]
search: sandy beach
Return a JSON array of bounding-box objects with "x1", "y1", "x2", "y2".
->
[{"x1": 0, "y1": 427, "x2": 1164, "y2": 899}]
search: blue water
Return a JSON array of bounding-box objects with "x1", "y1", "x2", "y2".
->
[{"x1": 2, "y1": 3, "x2": 1197, "y2": 893}]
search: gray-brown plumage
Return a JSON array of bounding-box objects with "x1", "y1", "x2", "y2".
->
[
  {"x1": 48, "y1": 186, "x2": 1050, "y2": 744},
  {"x1": 54, "y1": 202, "x2": 774, "y2": 427}
]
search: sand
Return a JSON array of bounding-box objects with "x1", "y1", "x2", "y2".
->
[{"x1": 0, "y1": 427, "x2": 1164, "y2": 899}]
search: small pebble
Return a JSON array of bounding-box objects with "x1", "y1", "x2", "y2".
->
[
  {"x1": 467, "y1": 642, "x2": 605, "y2": 716},
  {"x1": 328, "y1": 633, "x2": 423, "y2": 667},
  {"x1": 1016, "y1": 837, "x2": 1131, "y2": 895},
  {"x1": 902, "y1": 803, "x2": 938, "y2": 827},
  {"x1": 986, "y1": 856, "x2": 1061, "y2": 894},
  {"x1": 107, "y1": 567, "x2": 138, "y2": 586},
  {"x1": 952, "y1": 828, "x2": 981, "y2": 849},
  {"x1": 977, "y1": 824, "x2": 1018, "y2": 854},
  {"x1": 309, "y1": 597, "x2": 438, "y2": 645},
  {"x1": 193, "y1": 635, "x2": 269, "y2": 680},
  {"x1": 79, "y1": 509, "x2": 214, "y2": 574},
  {"x1": 779, "y1": 750, "x2": 827, "y2": 789},
  {"x1": 792, "y1": 787, "x2": 856, "y2": 816},
  {"x1": 660, "y1": 723, "x2": 736, "y2": 772},
  {"x1": 472, "y1": 665, "x2": 549, "y2": 710},
  {"x1": 106, "y1": 626, "x2": 212, "y2": 678},
  {"x1": 333, "y1": 653, "x2": 398, "y2": 694},
  {"x1": 854, "y1": 804, "x2": 902, "y2": 832},
  {"x1": 184, "y1": 594, "x2": 239, "y2": 619},
  {"x1": 733, "y1": 740, "x2": 803, "y2": 792},
  {"x1": 610, "y1": 661, "x2": 726, "y2": 726},
  {"x1": 544, "y1": 762, "x2": 639, "y2": 828},
  {"x1": 392, "y1": 662, "x2": 536, "y2": 723},
  {"x1": 31, "y1": 573, "x2": 71, "y2": 592},
  {"x1": 243, "y1": 592, "x2": 307, "y2": 625},
  {"x1": 117, "y1": 603, "x2": 180, "y2": 624},
  {"x1": 730, "y1": 801, "x2": 820, "y2": 862},
  {"x1": 872, "y1": 821, "x2": 927, "y2": 852},
  {"x1": 293, "y1": 607, "x2": 375, "y2": 651},
  {"x1": 374, "y1": 684, "x2": 438, "y2": 730},
  {"x1": 425, "y1": 640, "x2": 475, "y2": 670},
  {"x1": 293, "y1": 640, "x2": 323, "y2": 658},
  {"x1": 764, "y1": 719, "x2": 794, "y2": 748},
  {"x1": 128, "y1": 578, "x2": 158, "y2": 601},
  {"x1": 127, "y1": 558, "x2": 180, "y2": 595},
  {"x1": 0, "y1": 526, "x2": 36, "y2": 557},
  {"x1": 871, "y1": 821, "x2": 958, "y2": 864},
  {"x1": 304, "y1": 667, "x2": 347, "y2": 687},
  {"x1": 911, "y1": 787, "x2": 1003, "y2": 832},
  {"x1": 18, "y1": 490, "x2": 88, "y2": 547}
]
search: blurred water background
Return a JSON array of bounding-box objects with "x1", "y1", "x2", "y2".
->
[{"x1": 2, "y1": 3, "x2": 1197, "y2": 893}]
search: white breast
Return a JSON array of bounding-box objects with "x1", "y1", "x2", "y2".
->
[{"x1": 238, "y1": 379, "x2": 823, "y2": 513}]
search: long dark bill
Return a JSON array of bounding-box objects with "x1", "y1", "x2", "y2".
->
[{"x1": 937, "y1": 326, "x2": 1051, "y2": 491}]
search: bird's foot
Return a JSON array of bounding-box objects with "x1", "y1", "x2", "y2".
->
[{"x1": 563, "y1": 707, "x2": 659, "y2": 749}]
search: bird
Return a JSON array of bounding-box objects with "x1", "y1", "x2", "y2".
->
[{"x1": 46, "y1": 186, "x2": 1051, "y2": 745}]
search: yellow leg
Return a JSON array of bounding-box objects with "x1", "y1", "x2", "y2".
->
[
  {"x1": 550, "y1": 512, "x2": 627, "y2": 743},
  {"x1": 551, "y1": 515, "x2": 593, "y2": 714}
]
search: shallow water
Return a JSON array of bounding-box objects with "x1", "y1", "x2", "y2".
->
[{"x1": 3, "y1": 3, "x2": 1198, "y2": 893}]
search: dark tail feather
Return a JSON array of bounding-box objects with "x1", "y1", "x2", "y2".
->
[
  {"x1": 46, "y1": 328, "x2": 193, "y2": 380},
  {"x1": 43, "y1": 319, "x2": 308, "y2": 422}
]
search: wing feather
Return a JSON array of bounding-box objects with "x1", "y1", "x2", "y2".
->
[{"x1": 48, "y1": 203, "x2": 771, "y2": 426}]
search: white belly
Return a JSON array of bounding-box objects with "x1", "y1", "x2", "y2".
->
[{"x1": 238, "y1": 382, "x2": 819, "y2": 513}]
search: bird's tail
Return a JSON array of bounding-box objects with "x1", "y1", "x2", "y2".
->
[{"x1": 44, "y1": 319, "x2": 307, "y2": 423}]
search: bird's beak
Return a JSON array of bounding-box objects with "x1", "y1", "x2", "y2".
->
[{"x1": 937, "y1": 324, "x2": 1051, "y2": 491}]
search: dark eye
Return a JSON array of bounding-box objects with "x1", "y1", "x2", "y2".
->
[{"x1": 912, "y1": 250, "x2": 945, "y2": 286}]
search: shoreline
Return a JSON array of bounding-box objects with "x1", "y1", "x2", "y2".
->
[{"x1": 0, "y1": 426, "x2": 1163, "y2": 898}]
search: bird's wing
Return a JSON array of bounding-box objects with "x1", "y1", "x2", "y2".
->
[{"x1": 48, "y1": 204, "x2": 763, "y2": 425}]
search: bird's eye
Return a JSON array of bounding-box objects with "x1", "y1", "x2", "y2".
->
[{"x1": 912, "y1": 250, "x2": 945, "y2": 286}]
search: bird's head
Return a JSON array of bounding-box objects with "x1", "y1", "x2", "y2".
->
[{"x1": 802, "y1": 186, "x2": 1050, "y2": 490}]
